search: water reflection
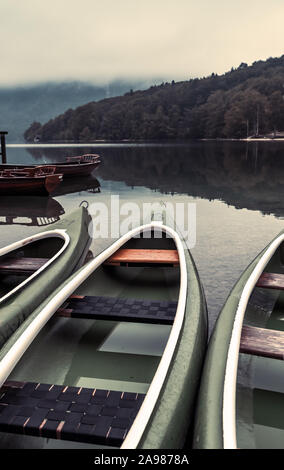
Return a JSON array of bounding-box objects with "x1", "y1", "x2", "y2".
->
[
  {"x1": 24, "y1": 141, "x2": 284, "y2": 218},
  {"x1": 3, "y1": 142, "x2": 284, "y2": 332},
  {"x1": 52, "y1": 176, "x2": 101, "y2": 196},
  {"x1": 0, "y1": 196, "x2": 64, "y2": 227},
  {"x1": 0, "y1": 176, "x2": 100, "y2": 227}
]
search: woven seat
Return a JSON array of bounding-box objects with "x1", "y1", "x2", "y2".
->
[
  {"x1": 57, "y1": 295, "x2": 178, "y2": 325},
  {"x1": 0, "y1": 381, "x2": 145, "y2": 447}
]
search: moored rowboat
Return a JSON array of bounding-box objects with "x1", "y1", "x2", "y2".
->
[
  {"x1": 0, "y1": 154, "x2": 101, "y2": 179},
  {"x1": 0, "y1": 166, "x2": 63, "y2": 196},
  {"x1": 0, "y1": 220, "x2": 207, "y2": 449},
  {"x1": 194, "y1": 230, "x2": 284, "y2": 449},
  {"x1": 0, "y1": 206, "x2": 91, "y2": 352}
]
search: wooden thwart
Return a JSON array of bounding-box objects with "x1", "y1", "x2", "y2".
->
[
  {"x1": 0, "y1": 257, "x2": 48, "y2": 273},
  {"x1": 104, "y1": 248, "x2": 179, "y2": 267},
  {"x1": 257, "y1": 272, "x2": 284, "y2": 290},
  {"x1": 240, "y1": 325, "x2": 284, "y2": 360}
]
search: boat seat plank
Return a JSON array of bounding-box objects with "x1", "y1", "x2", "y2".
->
[
  {"x1": 0, "y1": 381, "x2": 145, "y2": 447},
  {"x1": 240, "y1": 325, "x2": 284, "y2": 360},
  {"x1": 256, "y1": 272, "x2": 284, "y2": 290},
  {"x1": 0, "y1": 257, "x2": 48, "y2": 273},
  {"x1": 104, "y1": 249, "x2": 179, "y2": 267},
  {"x1": 56, "y1": 295, "x2": 177, "y2": 325}
]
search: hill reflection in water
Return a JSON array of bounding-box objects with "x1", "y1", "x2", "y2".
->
[
  {"x1": 26, "y1": 141, "x2": 284, "y2": 219},
  {"x1": 3, "y1": 141, "x2": 283, "y2": 331}
]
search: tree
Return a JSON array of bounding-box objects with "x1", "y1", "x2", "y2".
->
[
  {"x1": 268, "y1": 91, "x2": 284, "y2": 134},
  {"x1": 203, "y1": 90, "x2": 227, "y2": 137},
  {"x1": 23, "y1": 55, "x2": 284, "y2": 142},
  {"x1": 23, "y1": 121, "x2": 42, "y2": 142},
  {"x1": 223, "y1": 89, "x2": 271, "y2": 137}
]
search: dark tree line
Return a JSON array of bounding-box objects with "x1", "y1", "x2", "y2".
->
[{"x1": 24, "y1": 55, "x2": 284, "y2": 142}]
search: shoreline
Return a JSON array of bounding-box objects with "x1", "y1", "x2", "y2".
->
[{"x1": 6, "y1": 138, "x2": 284, "y2": 147}]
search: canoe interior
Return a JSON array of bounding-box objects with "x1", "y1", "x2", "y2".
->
[
  {"x1": 0, "y1": 237, "x2": 65, "y2": 298},
  {"x1": 0, "y1": 229, "x2": 180, "y2": 448},
  {"x1": 237, "y1": 239, "x2": 284, "y2": 449}
]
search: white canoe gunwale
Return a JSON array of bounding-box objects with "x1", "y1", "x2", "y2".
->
[
  {"x1": 0, "y1": 229, "x2": 70, "y2": 304},
  {"x1": 223, "y1": 232, "x2": 284, "y2": 449},
  {"x1": 0, "y1": 222, "x2": 187, "y2": 449}
]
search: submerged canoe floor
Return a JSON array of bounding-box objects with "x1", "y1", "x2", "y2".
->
[{"x1": 0, "y1": 255, "x2": 180, "y2": 448}]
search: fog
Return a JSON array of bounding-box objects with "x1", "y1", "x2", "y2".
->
[{"x1": 0, "y1": 0, "x2": 283, "y2": 86}]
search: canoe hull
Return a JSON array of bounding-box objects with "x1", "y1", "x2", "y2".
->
[
  {"x1": 0, "y1": 207, "x2": 91, "y2": 352},
  {"x1": 193, "y1": 231, "x2": 284, "y2": 449},
  {"x1": 0, "y1": 222, "x2": 207, "y2": 449}
]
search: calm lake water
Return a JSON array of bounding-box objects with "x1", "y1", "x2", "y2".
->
[{"x1": 2, "y1": 141, "x2": 284, "y2": 334}]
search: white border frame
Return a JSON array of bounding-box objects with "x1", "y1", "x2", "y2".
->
[
  {"x1": 223, "y1": 233, "x2": 284, "y2": 449},
  {"x1": 0, "y1": 222, "x2": 187, "y2": 449}
]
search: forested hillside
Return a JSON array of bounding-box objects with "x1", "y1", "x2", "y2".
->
[
  {"x1": 24, "y1": 56, "x2": 284, "y2": 142},
  {"x1": 0, "y1": 80, "x2": 149, "y2": 143}
]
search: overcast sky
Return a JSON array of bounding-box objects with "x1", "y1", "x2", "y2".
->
[{"x1": 0, "y1": 0, "x2": 283, "y2": 86}]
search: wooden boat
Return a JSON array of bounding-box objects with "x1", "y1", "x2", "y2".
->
[
  {"x1": 0, "y1": 154, "x2": 101, "y2": 178},
  {"x1": 0, "y1": 166, "x2": 63, "y2": 196},
  {"x1": 194, "y1": 230, "x2": 284, "y2": 449},
  {"x1": 0, "y1": 220, "x2": 207, "y2": 449},
  {"x1": 0, "y1": 206, "x2": 91, "y2": 354}
]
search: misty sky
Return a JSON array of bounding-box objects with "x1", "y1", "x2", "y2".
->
[{"x1": 1, "y1": 0, "x2": 283, "y2": 86}]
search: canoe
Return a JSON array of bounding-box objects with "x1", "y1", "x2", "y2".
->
[
  {"x1": 193, "y1": 230, "x2": 284, "y2": 449},
  {"x1": 0, "y1": 154, "x2": 101, "y2": 178},
  {"x1": 0, "y1": 206, "x2": 91, "y2": 353},
  {"x1": 0, "y1": 220, "x2": 207, "y2": 449},
  {"x1": 0, "y1": 166, "x2": 63, "y2": 196}
]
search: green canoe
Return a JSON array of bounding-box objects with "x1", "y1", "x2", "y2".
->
[
  {"x1": 0, "y1": 221, "x2": 207, "y2": 449},
  {"x1": 194, "y1": 230, "x2": 284, "y2": 449},
  {"x1": 0, "y1": 207, "x2": 91, "y2": 352}
]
